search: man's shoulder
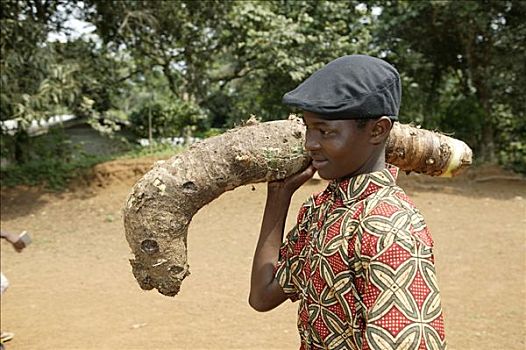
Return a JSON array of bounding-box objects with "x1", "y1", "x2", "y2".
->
[
  {"x1": 295, "y1": 192, "x2": 320, "y2": 224},
  {"x1": 358, "y1": 185, "x2": 434, "y2": 249},
  {"x1": 299, "y1": 188, "x2": 330, "y2": 212},
  {"x1": 362, "y1": 185, "x2": 420, "y2": 218}
]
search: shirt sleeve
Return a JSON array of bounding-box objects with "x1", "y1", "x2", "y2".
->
[
  {"x1": 274, "y1": 199, "x2": 312, "y2": 301},
  {"x1": 356, "y1": 208, "x2": 447, "y2": 349}
]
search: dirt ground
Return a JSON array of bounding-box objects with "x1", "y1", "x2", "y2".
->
[{"x1": 1, "y1": 158, "x2": 525, "y2": 350}]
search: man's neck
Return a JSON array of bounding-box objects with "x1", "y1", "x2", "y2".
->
[{"x1": 345, "y1": 146, "x2": 386, "y2": 179}]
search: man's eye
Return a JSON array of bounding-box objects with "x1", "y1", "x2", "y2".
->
[{"x1": 320, "y1": 129, "x2": 334, "y2": 136}]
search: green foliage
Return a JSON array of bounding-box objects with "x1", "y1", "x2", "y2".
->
[
  {"x1": 1, "y1": 0, "x2": 525, "y2": 178},
  {"x1": 373, "y1": 0, "x2": 525, "y2": 171},
  {"x1": 204, "y1": 0, "x2": 376, "y2": 126},
  {"x1": 0, "y1": 128, "x2": 108, "y2": 190},
  {"x1": 494, "y1": 104, "x2": 526, "y2": 173},
  {"x1": 83, "y1": 0, "x2": 232, "y2": 102},
  {"x1": 195, "y1": 128, "x2": 223, "y2": 139},
  {"x1": 0, "y1": 154, "x2": 105, "y2": 191},
  {"x1": 129, "y1": 98, "x2": 207, "y2": 138},
  {"x1": 119, "y1": 142, "x2": 182, "y2": 160},
  {"x1": 1, "y1": 1, "x2": 80, "y2": 123},
  {"x1": 0, "y1": 130, "x2": 183, "y2": 190},
  {"x1": 0, "y1": 1, "x2": 139, "y2": 163}
]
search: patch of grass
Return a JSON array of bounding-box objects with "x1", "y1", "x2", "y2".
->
[
  {"x1": 0, "y1": 142, "x2": 184, "y2": 191},
  {"x1": 0, "y1": 153, "x2": 110, "y2": 191},
  {"x1": 117, "y1": 142, "x2": 183, "y2": 160}
]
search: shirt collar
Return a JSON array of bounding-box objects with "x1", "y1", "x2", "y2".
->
[{"x1": 326, "y1": 165, "x2": 399, "y2": 202}]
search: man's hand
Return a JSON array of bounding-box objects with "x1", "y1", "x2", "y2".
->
[
  {"x1": 1, "y1": 231, "x2": 28, "y2": 252},
  {"x1": 268, "y1": 165, "x2": 316, "y2": 199},
  {"x1": 249, "y1": 164, "x2": 316, "y2": 312},
  {"x1": 12, "y1": 237, "x2": 26, "y2": 252}
]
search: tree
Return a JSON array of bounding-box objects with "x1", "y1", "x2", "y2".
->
[
  {"x1": 84, "y1": 1, "x2": 378, "y2": 125},
  {"x1": 1, "y1": 0, "x2": 76, "y2": 162},
  {"x1": 0, "y1": 1, "x2": 138, "y2": 163},
  {"x1": 206, "y1": 0, "x2": 377, "y2": 125},
  {"x1": 3, "y1": 0, "x2": 523, "y2": 173},
  {"x1": 83, "y1": 0, "x2": 232, "y2": 103},
  {"x1": 373, "y1": 0, "x2": 526, "y2": 165}
]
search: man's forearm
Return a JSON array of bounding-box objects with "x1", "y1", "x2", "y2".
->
[
  {"x1": 249, "y1": 190, "x2": 291, "y2": 311},
  {"x1": 255, "y1": 191, "x2": 291, "y2": 268},
  {"x1": 249, "y1": 165, "x2": 315, "y2": 311},
  {"x1": 1, "y1": 230, "x2": 18, "y2": 243}
]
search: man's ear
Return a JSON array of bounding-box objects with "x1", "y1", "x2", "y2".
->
[{"x1": 369, "y1": 117, "x2": 393, "y2": 145}]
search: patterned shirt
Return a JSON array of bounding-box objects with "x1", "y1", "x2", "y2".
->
[{"x1": 275, "y1": 166, "x2": 446, "y2": 349}]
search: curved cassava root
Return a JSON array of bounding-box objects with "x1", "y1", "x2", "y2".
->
[{"x1": 124, "y1": 116, "x2": 472, "y2": 296}]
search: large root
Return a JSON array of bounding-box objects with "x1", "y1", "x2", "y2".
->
[{"x1": 123, "y1": 116, "x2": 472, "y2": 296}]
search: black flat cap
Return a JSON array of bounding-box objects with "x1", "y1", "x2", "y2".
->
[{"x1": 283, "y1": 55, "x2": 401, "y2": 120}]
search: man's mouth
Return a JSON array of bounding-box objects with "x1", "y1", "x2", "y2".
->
[{"x1": 311, "y1": 158, "x2": 329, "y2": 169}]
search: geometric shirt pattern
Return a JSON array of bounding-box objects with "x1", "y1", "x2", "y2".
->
[{"x1": 275, "y1": 166, "x2": 446, "y2": 349}]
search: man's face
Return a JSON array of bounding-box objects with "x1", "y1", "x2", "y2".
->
[{"x1": 303, "y1": 111, "x2": 375, "y2": 180}]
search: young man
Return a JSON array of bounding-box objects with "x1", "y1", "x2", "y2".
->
[{"x1": 249, "y1": 55, "x2": 446, "y2": 349}]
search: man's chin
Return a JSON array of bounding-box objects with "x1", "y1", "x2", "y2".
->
[{"x1": 315, "y1": 169, "x2": 335, "y2": 180}]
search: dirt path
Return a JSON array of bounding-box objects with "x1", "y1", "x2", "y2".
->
[{"x1": 1, "y1": 160, "x2": 525, "y2": 350}]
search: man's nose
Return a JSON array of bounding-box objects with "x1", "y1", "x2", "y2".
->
[{"x1": 304, "y1": 131, "x2": 321, "y2": 151}]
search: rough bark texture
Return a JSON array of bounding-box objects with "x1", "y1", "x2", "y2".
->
[
  {"x1": 387, "y1": 122, "x2": 473, "y2": 177},
  {"x1": 123, "y1": 116, "x2": 472, "y2": 296}
]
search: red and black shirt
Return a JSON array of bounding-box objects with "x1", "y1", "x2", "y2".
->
[{"x1": 275, "y1": 166, "x2": 446, "y2": 349}]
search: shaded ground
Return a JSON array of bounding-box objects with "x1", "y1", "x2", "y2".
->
[{"x1": 1, "y1": 159, "x2": 525, "y2": 350}]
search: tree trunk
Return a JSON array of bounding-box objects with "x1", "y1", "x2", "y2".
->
[
  {"x1": 14, "y1": 130, "x2": 30, "y2": 164},
  {"x1": 123, "y1": 116, "x2": 472, "y2": 296},
  {"x1": 479, "y1": 117, "x2": 496, "y2": 163},
  {"x1": 461, "y1": 20, "x2": 496, "y2": 163}
]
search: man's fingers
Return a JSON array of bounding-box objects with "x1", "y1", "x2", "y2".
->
[
  {"x1": 267, "y1": 165, "x2": 317, "y2": 197},
  {"x1": 13, "y1": 239, "x2": 26, "y2": 251},
  {"x1": 288, "y1": 165, "x2": 316, "y2": 189},
  {"x1": 297, "y1": 165, "x2": 316, "y2": 182}
]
